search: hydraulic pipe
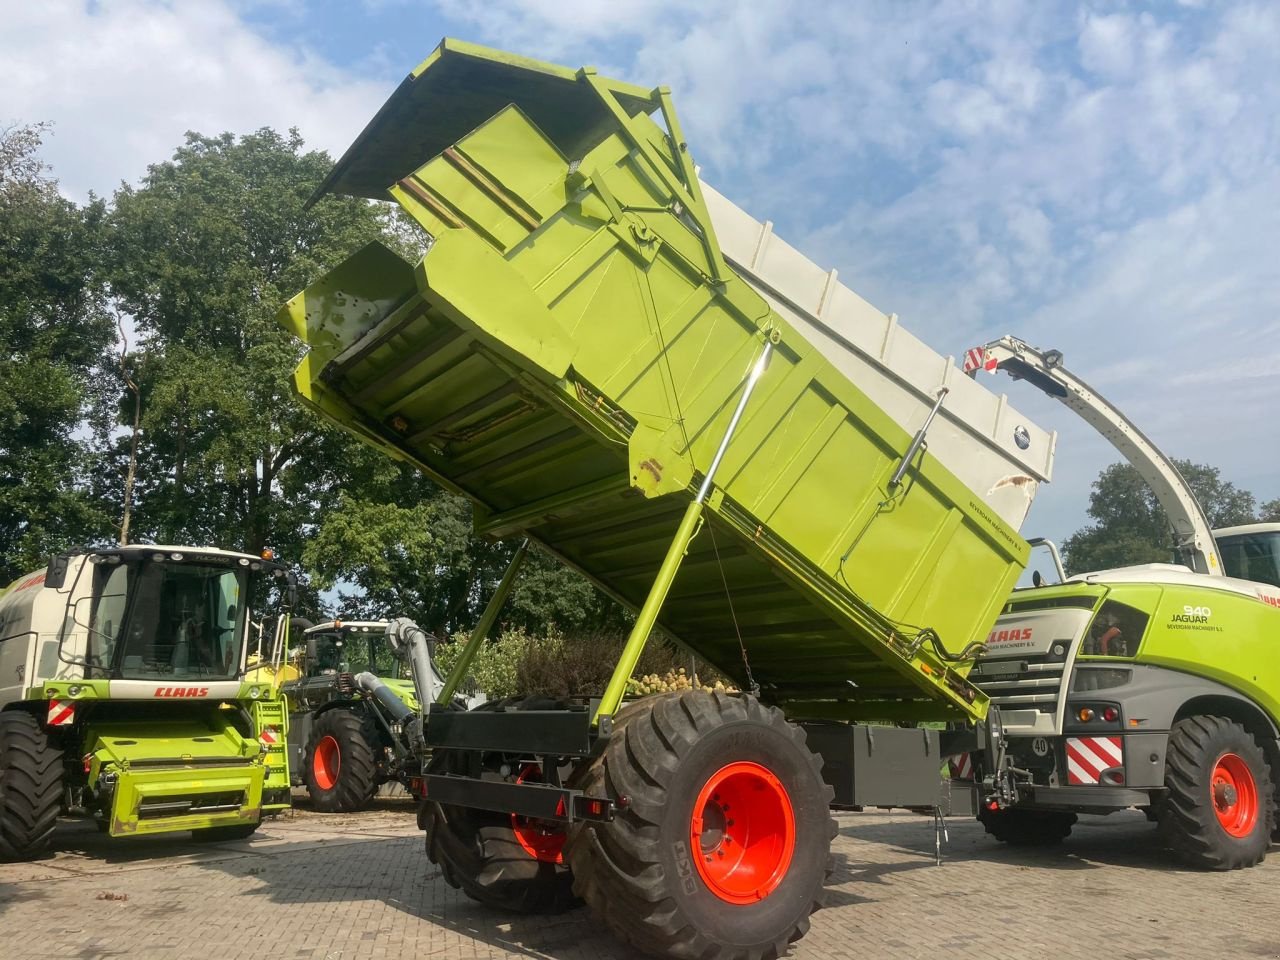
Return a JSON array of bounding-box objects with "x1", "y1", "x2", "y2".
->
[
  {"x1": 594, "y1": 339, "x2": 775, "y2": 724},
  {"x1": 354, "y1": 672, "x2": 413, "y2": 722},
  {"x1": 437, "y1": 539, "x2": 529, "y2": 704}
]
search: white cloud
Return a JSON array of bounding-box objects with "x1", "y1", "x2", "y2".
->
[
  {"x1": 3, "y1": 0, "x2": 1276, "y2": 540},
  {"x1": 0, "y1": 0, "x2": 390, "y2": 199},
  {"x1": 1079, "y1": 12, "x2": 1140, "y2": 79},
  {"x1": 430, "y1": 0, "x2": 1280, "y2": 537}
]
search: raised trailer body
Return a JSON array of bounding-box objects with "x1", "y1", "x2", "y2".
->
[
  {"x1": 284, "y1": 40, "x2": 1055, "y2": 723},
  {"x1": 281, "y1": 39, "x2": 1056, "y2": 960}
]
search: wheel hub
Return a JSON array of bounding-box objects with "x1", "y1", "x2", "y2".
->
[
  {"x1": 510, "y1": 763, "x2": 567, "y2": 864},
  {"x1": 690, "y1": 761, "x2": 795, "y2": 904},
  {"x1": 1210, "y1": 752, "x2": 1258, "y2": 838},
  {"x1": 313, "y1": 735, "x2": 341, "y2": 791}
]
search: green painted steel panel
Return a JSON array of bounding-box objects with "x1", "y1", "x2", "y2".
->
[
  {"x1": 283, "y1": 41, "x2": 1033, "y2": 721},
  {"x1": 85, "y1": 717, "x2": 266, "y2": 835}
]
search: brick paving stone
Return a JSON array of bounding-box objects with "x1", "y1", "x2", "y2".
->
[{"x1": 1, "y1": 802, "x2": 1276, "y2": 960}]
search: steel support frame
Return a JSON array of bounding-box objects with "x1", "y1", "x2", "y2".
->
[
  {"x1": 420, "y1": 773, "x2": 615, "y2": 823},
  {"x1": 593, "y1": 339, "x2": 776, "y2": 724},
  {"x1": 437, "y1": 539, "x2": 529, "y2": 704}
]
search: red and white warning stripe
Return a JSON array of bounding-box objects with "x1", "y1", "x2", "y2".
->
[
  {"x1": 1066, "y1": 736, "x2": 1123, "y2": 784},
  {"x1": 946, "y1": 753, "x2": 974, "y2": 780},
  {"x1": 259, "y1": 726, "x2": 279, "y2": 746},
  {"x1": 47, "y1": 699, "x2": 75, "y2": 726},
  {"x1": 963, "y1": 347, "x2": 999, "y2": 375}
]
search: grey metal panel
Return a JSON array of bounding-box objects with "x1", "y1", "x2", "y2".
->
[{"x1": 802, "y1": 723, "x2": 946, "y2": 808}]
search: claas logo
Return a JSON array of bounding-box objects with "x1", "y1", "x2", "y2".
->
[
  {"x1": 987, "y1": 627, "x2": 1034, "y2": 643},
  {"x1": 154, "y1": 686, "x2": 210, "y2": 698}
]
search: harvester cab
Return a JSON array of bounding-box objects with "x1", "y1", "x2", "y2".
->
[
  {"x1": 1215, "y1": 523, "x2": 1280, "y2": 588},
  {"x1": 0, "y1": 545, "x2": 297, "y2": 861},
  {"x1": 284, "y1": 617, "x2": 443, "y2": 812},
  {"x1": 965, "y1": 336, "x2": 1280, "y2": 867}
]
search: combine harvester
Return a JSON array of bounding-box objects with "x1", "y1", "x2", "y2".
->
[
  {"x1": 275, "y1": 39, "x2": 1120, "y2": 959},
  {"x1": 0, "y1": 545, "x2": 296, "y2": 859}
]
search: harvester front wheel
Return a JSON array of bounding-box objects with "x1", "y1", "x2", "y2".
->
[
  {"x1": 978, "y1": 807, "x2": 1076, "y2": 845},
  {"x1": 303, "y1": 709, "x2": 377, "y2": 812},
  {"x1": 1158, "y1": 715, "x2": 1274, "y2": 870},
  {"x1": 567, "y1": 691, "x2": 834, "y2": 960},
  {"x1": 0, "y1": 711, "x2": 64, "y2": 862}
]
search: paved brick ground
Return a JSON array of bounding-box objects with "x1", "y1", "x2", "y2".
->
[{"x1": 1, "y1": 801, "x2": 1276, "y2": 960}]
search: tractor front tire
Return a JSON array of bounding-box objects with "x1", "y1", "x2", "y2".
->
[
  {"x1": 567, "y1": 691, "x2": 835, "y2": 960},
  {"x1": 1158, "y1": 715, "x2": 1274, "y2": 870},
  {"x1": 978, "y1": 807, "x2": 1077, "y2": 846},
  {"x1": 303, "y1": 709, "x2": 377, "y2": 813},
  {"x1": 0, "y1": 711, "x2": 64, "y2": 862}
]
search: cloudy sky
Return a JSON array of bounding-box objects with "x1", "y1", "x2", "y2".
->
[{"x1": 2, "y1": 0, "x2": 1276, "y2": 548}]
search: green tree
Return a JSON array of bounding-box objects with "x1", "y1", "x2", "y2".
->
[
  {"x1": 101, "y1": 128, "x2": 393, "y2": 566},
  {"x1": 0, "y1": 123, "x2": 114, "y2": 582},
  {"x1": 302, "y1": 465, "x2": 623, "y2": 636},
  {"x1": 1261, "y1": 499, "x2": 1280, "y2": 523},
  {"x1": 1063, "y1": 461, "x2": 1259, "y2": 574}
]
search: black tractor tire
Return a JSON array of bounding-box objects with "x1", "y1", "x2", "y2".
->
[
  {"x1": 422, "y1": 697, "x2": 579, "y2": 914},
  {"x1": 0, "y1": 711, "x2": 64, "y2": 862},
  {"x1": 566, "y1": 691, "x2": 835, "y2": 960},
  {"x1": 1158, "y1": 715, "x2": 1275, "y2": 870},
  {"x1": 978, "y1": 807, "x2": 1077, "y2": 845},
  {"x1": 302, "y1": 708, "x2": 378, "y2": 813},
  {"x1": 190, "y1": 822, "x2": 261, "y2": 842}
]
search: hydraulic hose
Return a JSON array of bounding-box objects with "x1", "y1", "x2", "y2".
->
[{"x1": 353, "y1": 672, "x2": 413, "y2": 723}]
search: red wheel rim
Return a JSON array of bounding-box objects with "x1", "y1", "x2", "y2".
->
[
  {"x1": 691, "y1": 761, "x2": 795, "y2": 904},
  {"x1": 511, "y1": 764, "x2": 567, "y2": 864},
  {"x1": 313, "y1": 735, "x2": 340, "y2": 791},
  {"x1": 1211, "y1": 752, "x2": 1258, "y2": 838}
]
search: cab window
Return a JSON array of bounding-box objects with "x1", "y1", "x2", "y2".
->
[
  {"x1": 88, "y1": 562, "x2": 130, "y2": 672},
  {"x1": 1081, "y1": 600, "x2": 1149, "y2": 657},
  {"x1": 1218, "y1": 532, "x2": 1280, "y2": 588}
]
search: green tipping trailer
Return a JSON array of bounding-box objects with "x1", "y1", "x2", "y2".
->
[{"x1": 281, "y1": 40, "x2": 1053, "y2": 960}]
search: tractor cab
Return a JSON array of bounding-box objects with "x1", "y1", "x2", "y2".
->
[{"x1": 300, "y1": 620, "x2": 401, "y2": 679}]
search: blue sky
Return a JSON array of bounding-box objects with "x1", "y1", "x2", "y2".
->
[{"x1": 2, "y1": 0, "x2": 1277, "y2": 555}]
